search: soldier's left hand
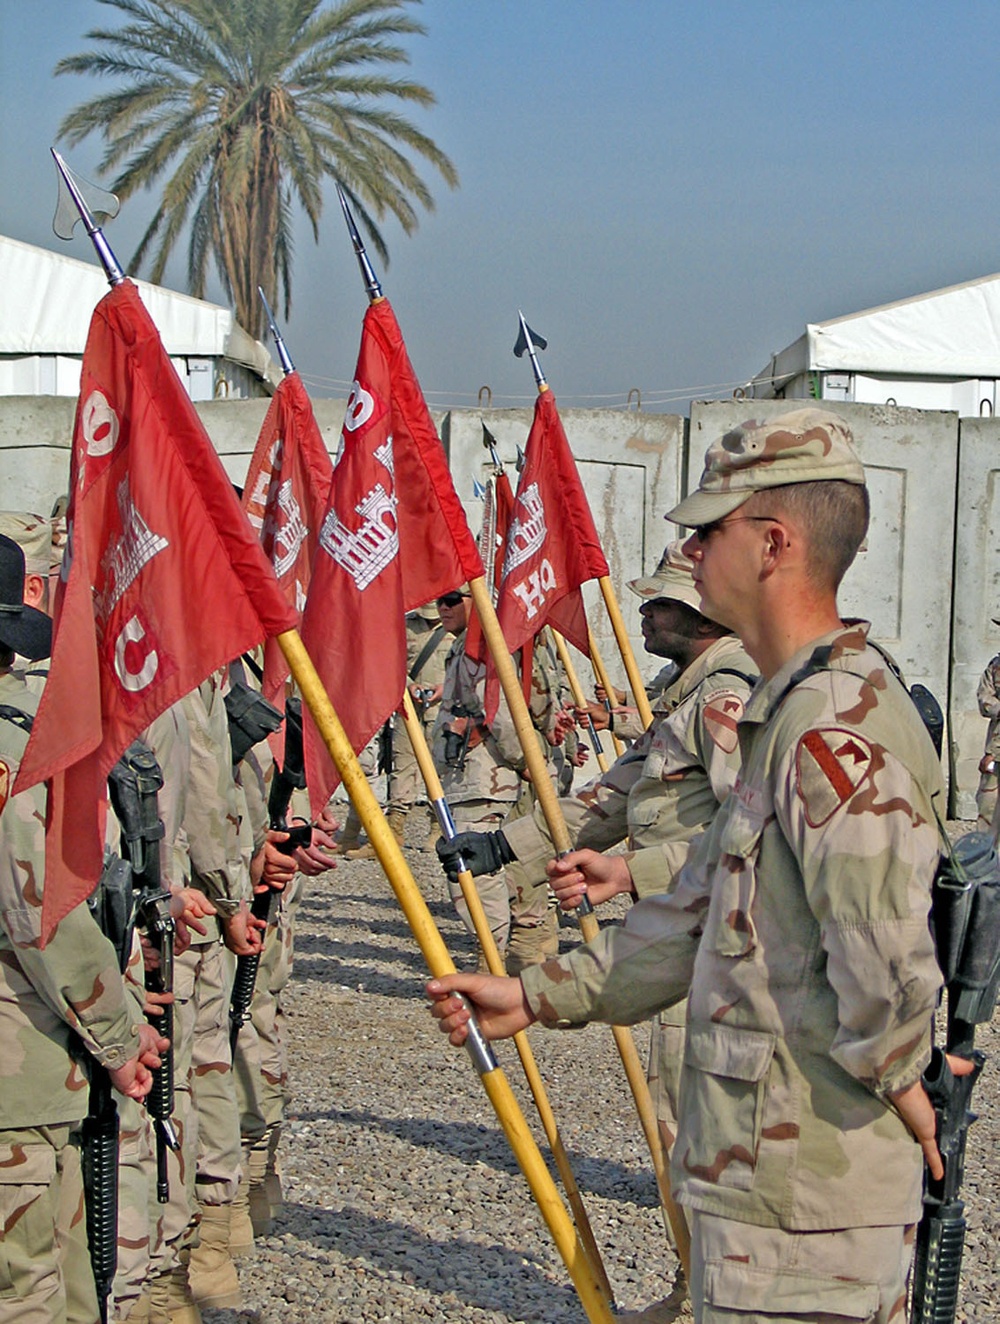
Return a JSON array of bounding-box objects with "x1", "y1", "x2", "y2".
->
[
  {"x1": 889, "y1": 1054, "x2": 976, "y2": 1180},
  {"x1": 293, "y1": 825, "x2": 338, "y2": 876}
]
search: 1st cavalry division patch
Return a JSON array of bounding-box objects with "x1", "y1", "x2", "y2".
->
[{"x1": 795, "y1": 728, "x2": 873, "y2": 827}]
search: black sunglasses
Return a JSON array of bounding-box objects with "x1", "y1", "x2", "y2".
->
[
  {"x1": 437, "y1": 592, "x2": 465, "y2": 608},
  {"x1": 693, "y1": 515, "x2": 779, "y2": 543}
]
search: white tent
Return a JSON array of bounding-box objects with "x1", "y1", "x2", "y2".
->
[
  {"x1": 0, "y1": 234, "x2": 278, "y2": 399},
  {"x1": 751, "y1": 272, "x2": 1000, "y2": 416}
]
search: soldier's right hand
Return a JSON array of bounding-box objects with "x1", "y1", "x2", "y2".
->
[
  {"x1": 436, "y1": 830, "x2": 515, "y2": 882},
  {"x1": 425, "y1": 973, "x2": 536, "y2": 1046},
  {"x1": 547, "y1": 849, "x2": 634, "y2": 909},
  {"x1": 109, "y1": 1024, "x2": 169, "y2": 1100}
]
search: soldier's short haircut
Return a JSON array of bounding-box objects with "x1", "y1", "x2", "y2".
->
[{"x1": 744, "y1": 480, "x2": 869, "y2": 591}]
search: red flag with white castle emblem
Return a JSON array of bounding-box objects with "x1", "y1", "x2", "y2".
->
[
  {"x1": 241, "y1": 371, "x2": 333, "y2": 711},
  {"x1": 16, "y1": 279, "x2": 297, "y2": 943},
  {"x1": 487, "y1": 389, "x2": 609, "y2": 718},
  {"x1": 300, "y1": 297, "x2": 483, "y2": 814}
]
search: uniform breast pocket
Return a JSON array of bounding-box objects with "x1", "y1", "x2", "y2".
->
[
  {"x1": 678, "y1": 1023, "x2": 775, "y2": 1191},
  {"x1": 705, "y1": 801, "x2": 764, "y2": 958}
]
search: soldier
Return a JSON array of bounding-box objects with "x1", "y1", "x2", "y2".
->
[
  {"x1": 976, "y1": 635, "x2": 1000, "y2": 832},
  {"x1": 0, "y1": 533, "x2": 165, "y2": 1323},
  {"x1": 438, "y1": 541, "x2": 755, "y2": 1146},
  {"x1": 428, "y1": 408, "x2": 964, "y2": 1324}
]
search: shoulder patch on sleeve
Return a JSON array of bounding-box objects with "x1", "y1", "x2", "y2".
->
[
  {"x1": 702, "y1": 690, "x2": 745, "y2": 754},
  {"x1": 795, "y1": 728, "x2": 873, "y2": 827},
  {"x1": 0, "y1": 760, "x2": 9, "y2": 815}
]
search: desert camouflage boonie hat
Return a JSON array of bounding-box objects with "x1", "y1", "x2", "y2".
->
[
  {"x1": 667, "y1": 407, "x2": 866, "y2": 527},
  {"x1": 0, "y1": 512, "x2": 51, "y2": 577},
  {"x1": 628, "y1": 540, "x2": 703, "y2": 613}
]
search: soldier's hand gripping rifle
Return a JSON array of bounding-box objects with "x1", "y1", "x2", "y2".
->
[
  {"x1": 910, "y1": 830, "x2": 1000, "y2": 1323},
  {"x1": 83, "y1": 855, "x2": 133, "y2": 1324},
  {"x1": 108, "y1": 742, "x2": 179, "y2": 1204},
  {"x1": 229, "y1": 696, "x2": 309, "y2": 1055}
]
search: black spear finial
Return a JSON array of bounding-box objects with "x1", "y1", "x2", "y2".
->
[
  {"x1": 513, "y1": 311, "x2": 548, "y2": 391},
  {"x1": 336, "y1": 185, "x2": 383, "y2": 302},
  {"x1": 257, "y1": 286, "x2": 295, "y2": 375}
]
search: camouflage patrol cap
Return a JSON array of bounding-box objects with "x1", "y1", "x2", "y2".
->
[
  {"x1": 666, "y1": 407, "x2": 866, "y2": 527},
  {"x1": 0, "y1": 512, "x2": 51, "y2": 577},
  {"x1": 628, "y1": 541, "x2": 702, "y2": 613}
]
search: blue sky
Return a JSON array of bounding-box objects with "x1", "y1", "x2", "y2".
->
[{"x1": 2, "y1": 1, "x2": 998, "y2": 412}]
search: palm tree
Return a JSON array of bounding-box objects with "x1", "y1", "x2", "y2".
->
[{"x1": 56, "y1": 0, "x2": 458, "y2": 338}]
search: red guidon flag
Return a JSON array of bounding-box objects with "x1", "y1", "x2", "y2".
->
[
  {"x1": 15, "y1": 279, "x2": 297, "y2": 943},
  {"x1": 487, "y1": 388, "x2": 609, "y2": 718},
  {"x1": 300, "y1": 297, "x2": 482, "y2": 814},
  {"x1": 241, "y1": 371, "x2": 332, "y2": 713}
]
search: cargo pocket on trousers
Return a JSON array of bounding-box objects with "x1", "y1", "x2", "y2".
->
[
  {"x1": 0, "y1": 1142, "x2": 57, "y2": 1298},
  {"x1": 678, "y1": 1023, "x2": 775, "y2": 1191},
  {"x1": 704, "y1": 1257, "x2": 879, "y2": 1318}
]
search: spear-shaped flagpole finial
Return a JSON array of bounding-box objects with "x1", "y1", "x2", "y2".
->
[
  {"x1": 50, "y1": 148, "x2": 125, "y2": 287},
  {"x1": 480, "y1": 420, "x2": 503, "y2": 472},
  {"x1": 257, "y1": 286, "x2": 295, "y2": 375},
  {"x1": 516, "y1": 443, "x2": 526, "y2": 473},
  {"x1": 336, "y1": 185, "x2": 383, "y2": 303},
  {"x1": 514, "y1": 311, "x2": 548, "y2": 392}
]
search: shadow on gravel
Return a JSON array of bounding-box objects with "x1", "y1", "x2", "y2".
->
[
  {"x1": 292, "y1": 1104, "x2": 657, "y2": 1210},
  {"x1": 275, "y1": 1199, "x2": 582, "y2": 1319},
  {"x1": 304, "y1": 887, "x2": 456, "y2": 923}
]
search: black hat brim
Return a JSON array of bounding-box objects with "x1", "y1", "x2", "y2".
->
[{"x1": 0, "y1": 605, "x2": 52, "y2": 661}]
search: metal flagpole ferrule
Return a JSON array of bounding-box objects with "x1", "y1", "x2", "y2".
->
[
  {"x1": 460, "y1": 1001, "x2": 500, "y2": 1075},
  {"x1": 336, "y1": 185, "x2": 383, "y2": 302},
  {"x1": 257, "y1": 286, "x2": 295, "y2": 375},
  {"x1": 50, "y1": 149, "x2": 125, "y2": 286}
]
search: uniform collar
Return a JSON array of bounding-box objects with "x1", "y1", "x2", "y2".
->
[{"x1": 742, "y1": 620, "x2": 872, "y2": 727}]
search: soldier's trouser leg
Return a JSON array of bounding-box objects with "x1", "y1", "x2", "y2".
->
[
  {"x1": 112, "y1": 1096, "x2": 157, "y2": 1319},
  {"x1": 501, "y1": 787, "x2": 559, "y2": 974},
  {"x1": 977, "y1": 766, "x2": 999, "y2": 832},
  {"x1": 191, "y1": 941, "x2": 241, "y2": 1206},
  {"x1": 0, "y1": 1124, "x2": 97, "y2": 1324},
  {"x1": 448, "y1": 801, "x2": 512, "y2": 957},
  {"x1": 689, "y1": 1212, "x2": 912, "y2": 1324}
]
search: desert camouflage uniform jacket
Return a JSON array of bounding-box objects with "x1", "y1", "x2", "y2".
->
[
  {"x1": 977, "y1": 652, "x2": 1000, "y2": 760},
  {"x1": 503, "y1": 635, "x2": 755, "y2": 896},
  {"x1": 0, "y1": 671, "x2": 143, "y2": 1128},
  {"x1": 522, "y1": 622, "x2": 943, "y2": 1230},
  {"x1": 611, "y1": 662, "x2": 679, "y2": 742}
]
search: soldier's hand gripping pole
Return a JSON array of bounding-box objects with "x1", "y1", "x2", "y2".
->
[
  {"x1": 587, "y1": 629, "x2": 626, "y2": 757},
  {"x1": 277, "y1": 626, "x2": 615, "y2": 1324},
  {"x1": 911, "y1": 831, "x2": 1000, "y2": 1324},
  {"x1": 400, "y1": 689, "x2": 615, "y2": 1310},
  {"x1": 551, "y1": 628, "x2": 608, "y2": 773}
]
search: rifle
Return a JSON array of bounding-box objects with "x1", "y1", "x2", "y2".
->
[
  {"x1": 108, "y1": 742, "x2": 179, "y2": 1205},
  {"x1": 910, "y1": 830, "x2": 1000, "y2": 1323},
  {"x1": 442, "y1": 703, "x2": 477, "y2": 772},
  {"x1": 83, "y1": 855, "x2": 133, "y2": 1324},
  {"x1": 230, "y1": 697, "x2": 309, "y2": 1055}
]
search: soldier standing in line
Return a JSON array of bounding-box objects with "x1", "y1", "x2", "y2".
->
[
  {"x1": 976, "y1": 632, "x2": 1000, "y2": 831},
  {"x1": 428, "y1": 409, "x2": 963, "y2": 1324},
  {"x1": 438, "y1": 541, "x2": 755, "y2": 1166},
  {"x1": 0, "y1": 533, "x2": 165, "y2": 1323}
]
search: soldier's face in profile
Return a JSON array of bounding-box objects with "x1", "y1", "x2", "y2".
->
[
  {"x1": 639, "y1": 599, "x2": 692, "y2": 660},
  {"x1": 436, "y1": 592, "x2": 470, "y2": 634}
]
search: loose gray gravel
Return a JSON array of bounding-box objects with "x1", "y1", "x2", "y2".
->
[{"x1": 207, "y1": 819, "x2": 1000, "y2": 1324}]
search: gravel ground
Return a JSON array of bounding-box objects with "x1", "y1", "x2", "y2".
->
[{"x1": 205, "y1": 817, "x2": 1000, "y2": 1324}]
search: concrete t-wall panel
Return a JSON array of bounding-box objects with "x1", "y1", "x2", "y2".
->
[
  {"x1": 441, "y1": 407, "x2": 686, "y2": 687},
  {"x1": 951, "y1": 419, "x2": 1000, "y2": 820},
  {"x1": 688, "y1": 400, "x2": 958, "y2": 794},
  {"x1": 0, "y1": 396, "x2": 75, "y2": 514}
]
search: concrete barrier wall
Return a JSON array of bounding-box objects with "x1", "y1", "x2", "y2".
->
[{"x1": 1, "y1": 392, "x2": 993, "y2": 816}]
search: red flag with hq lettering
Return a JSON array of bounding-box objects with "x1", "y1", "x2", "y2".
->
[
  {"x1": 486, "y1": 388, "x2": 609, "y2": 720},
  {"x1": 241, "y1": 371, "x2": 333, "y2": 718},
  {"x1": 300, "y1": 297, "x2": 483, "y2": 815},
  {"x1": 15, "y1": 279, "x2": 297, "y2": 943}
]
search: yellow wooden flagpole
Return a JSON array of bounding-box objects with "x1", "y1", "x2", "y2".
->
[
  {"x1": 550, "y1": 629, "x2": 609, "y2": 773},
  {"x1": 277, "y1": 628, "x2": 615, "y2": 1322},
  {"x1": 597, "y1": 577, "x2": 654, "y2": 731},
  {"x1": 400, "y1": 690, "x2": 615, "y2": 1310}
]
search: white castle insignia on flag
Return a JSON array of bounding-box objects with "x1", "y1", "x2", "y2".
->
[
  {"x1": 267, "y1": 479, "x2": 308, "y2": 580},
  {"x1": 95, "y1": 477, "x2": 169, "y2": 625},
  {"x1": 319, "y1": 483, "x2": 399, "y2": 591},
  {"x1": 501, "y1": 482, "x2": 547, "y2": 581}
]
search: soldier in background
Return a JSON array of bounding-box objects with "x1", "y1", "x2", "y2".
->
[
  {"x1": 0, "y1": 533, "x2": 165, "y2": 1323},
  {"x1": 429, "y1": 410, "x2": 957, "y2": 1323},
  {"x1": 976, "y1": 632, "x2": 1000, "y2": 832}
]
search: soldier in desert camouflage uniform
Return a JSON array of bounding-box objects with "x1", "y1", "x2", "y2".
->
[
  {"x1": 0, "y1": 533, "x2": 164, "y2": 1324},
  {"x1": 429, "y1": 409, "x2": 958, "y2": 1324},
  {"x1": 976, "y1": 640, "x2": 1000, "y2": 831}
]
